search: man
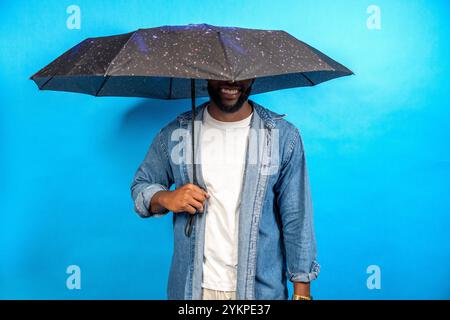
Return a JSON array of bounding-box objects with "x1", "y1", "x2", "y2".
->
[{"x1": 131, "y1": 78, "x2": 319, "y2": 300}]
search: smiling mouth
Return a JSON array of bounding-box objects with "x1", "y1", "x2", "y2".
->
[{"x1": 219, "y1": 86, "x2": 241, "y2": 99}]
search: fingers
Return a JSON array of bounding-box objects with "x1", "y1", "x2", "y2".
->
[
  {"x1": 191, "y1": 190, "x2": 208, "y2": 202},
  {"x1": 187, "y1": 198, "x2": 204, "y2": 213},
  {"x1": 186, "y1": 183, "x2": 209, "y2": 199},
  {"x1": 179, "y1": 183, "x2": 210, "y2": 214},
  {"x1": 184, "y1": 203, "x2": 197, "y2": 215}
]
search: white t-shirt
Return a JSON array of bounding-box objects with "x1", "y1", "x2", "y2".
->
[{"x1": 200, "y1": 104, "x2": 253, "y2": 291}]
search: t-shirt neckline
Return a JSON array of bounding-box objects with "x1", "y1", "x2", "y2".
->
[{"x1": 203, "y1": 103, "x2": 253, "y2": 129}]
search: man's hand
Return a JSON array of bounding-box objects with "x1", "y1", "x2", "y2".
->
[{"x1": 150, "y1": 183, "x2": 209, "y2": 214}]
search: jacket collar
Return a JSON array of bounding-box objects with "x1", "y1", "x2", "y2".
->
[{"x1": 176, "y1": 99, "x2": 286, "y2": 129}]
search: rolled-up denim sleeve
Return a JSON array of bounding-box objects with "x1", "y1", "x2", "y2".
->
[
  {"x1": 131, "y1": 128, "x2": 174, "y2": 218},
  {"x1": 275, "y1": 128, "x2": 320, "y2": 282}
]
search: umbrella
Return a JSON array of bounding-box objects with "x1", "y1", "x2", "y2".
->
[{"x1": 30, "y1": 23, "x2": 353, "y2": 236}]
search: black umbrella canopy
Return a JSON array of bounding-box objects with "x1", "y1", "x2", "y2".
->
[
  {"x1": 30, "y1": 23, "x2": 353, "y2": 98},
  {"x1": 30, "y1": 23, "x2": 353, "y2": 238}
]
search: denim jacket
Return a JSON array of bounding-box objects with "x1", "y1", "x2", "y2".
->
[{"x1": 131, "y1": 99, "x2": 319, "y2": 300}]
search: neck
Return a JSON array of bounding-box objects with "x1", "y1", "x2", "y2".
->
[{"x1": 207, "y1": 100, "x2": 253, "y2": 122}]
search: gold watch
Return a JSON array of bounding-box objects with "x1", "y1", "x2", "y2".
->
[{"x1": 292, "y1": 294, "x2": 312, "y2": 300}]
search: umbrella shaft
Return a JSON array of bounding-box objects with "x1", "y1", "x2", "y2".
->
[
  {"x1": 186, "y1": 79, "x2": 196, "y2": 237},
  {"x1": 191, "y1": 79, "x2": 196, "y2": 183}
]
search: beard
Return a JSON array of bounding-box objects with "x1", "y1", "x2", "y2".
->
[{"x1": 207, "y1": 82, "x2": 253, "y2": 114}]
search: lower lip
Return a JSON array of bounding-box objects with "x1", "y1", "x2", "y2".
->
[{"x1": 220, "y1": 89, "x2": 240, "y2": 100}]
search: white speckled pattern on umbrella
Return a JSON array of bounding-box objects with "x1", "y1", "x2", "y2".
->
[{"x1": 30, "y1": 23, "x2": 353, "y2": 98}]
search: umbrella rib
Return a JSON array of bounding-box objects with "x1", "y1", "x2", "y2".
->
[
  {"x1": 216, "y1": 31, "x2": 233, "y2": 80},
  {"x1": 95, "y1": 75, "x2": 110, "y2": 96},
  {"x1": 104, "y1": 31, "x2": 137, "y2": 77},
  {"x1": 94, "y1": 31, "x2": 138, "y2": 96},
  {"x1": 38, "y1": 76, "x2": 55, "y2": 90},
  {"x1": 301, "y1": 72, "x2": 315, "y2": 86}
]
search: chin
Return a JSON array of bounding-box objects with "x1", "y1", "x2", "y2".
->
[{"x1": 222, "y1": 100, "x2": 238, "y2": 107}]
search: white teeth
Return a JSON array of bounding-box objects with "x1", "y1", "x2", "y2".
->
[{"x1": 221, "y1": 88, "x2": 239, "y2": 94}]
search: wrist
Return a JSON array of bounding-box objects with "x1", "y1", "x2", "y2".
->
[
  {"x1": 157, "y1": 190, "x2": 169, "y2": 206},
  {"x1": 293, "y1": 281, "x2": 310, "y2": 297},
  {"x1": 151, "y1": 190, "x2": 170, "y2": 212}
]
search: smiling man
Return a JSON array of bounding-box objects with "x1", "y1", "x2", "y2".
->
[{"x1": 131, "y1": 78, "x2": 319, "y2": 300}]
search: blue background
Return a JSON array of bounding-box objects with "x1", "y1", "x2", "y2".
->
[{"x1": 1, "y1": 0, "x2": 449, "y2": 299}]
